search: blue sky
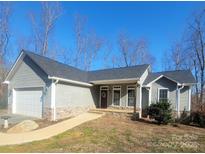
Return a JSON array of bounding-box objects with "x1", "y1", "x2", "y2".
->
[{"x1": 9, "y1": 1, "x2": 205, "y2": 71}]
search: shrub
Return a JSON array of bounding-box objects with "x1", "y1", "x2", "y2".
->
[
  {"x1": 178, "y1": 109, "x2": 191, "y2": 125},
  {"x1": 179, "y1": 109, "x2": 205, "y2": 128},
  {"x1": 131, "y1": 112, "x2": 139, "y2": 121},
  {"x1": 147, "y1": 100, "x2": 173, "y2": 124},
  {"x1": 190, "y1": 112, "x2": 205, "y2": 127}
]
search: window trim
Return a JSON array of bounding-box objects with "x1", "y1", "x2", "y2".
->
[
  {"x1": 126, "y1": 85, "x2": 136, "y2": 107},
  {"x1": 157, "y1": 88, "x2": 169, "y2": 102},
  {"x1": 112, "y1": 85, "x2": 121, "y2": 106}
]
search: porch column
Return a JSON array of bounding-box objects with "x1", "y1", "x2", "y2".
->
[
  {"x1": 188, "y1": 86, "x2": 191, "y2": 111},
  {"x1": 136, "y1": 84, "x2": 142, "y2": 118}
]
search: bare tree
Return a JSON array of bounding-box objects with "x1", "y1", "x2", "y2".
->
[
  {"x1": 117, "y1": 32, "x2": 155, "y2": 67},
  {"x1": 72, "y1": 14, "x2": 103, "y2": 71},
  {"x1": 171, "y1": 43, "x2": 185, "y2": 70},
  {"x1": 188, "y1": 10, "x2": 205, "y2": 104},
  {"x1": 161, "y1": 51, "x2": 172, "y2": 71},
  {"x1": 30, "y1": 2, "x2": 61, "y2": 56},
  {"x1": 161, "y1": 40, "x2": 192, "y2": 71},
  {"x1": 0, "y1": 2, "x2": 11, "y2": 82}
]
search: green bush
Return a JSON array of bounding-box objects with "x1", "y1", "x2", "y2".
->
[{"x1": 147, "y1": 100, "x2": 173, "y2": 124}]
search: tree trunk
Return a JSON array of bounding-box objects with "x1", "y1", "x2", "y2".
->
[{"x1": 200, "y1": 69, "x2": 204, "y2": 107}]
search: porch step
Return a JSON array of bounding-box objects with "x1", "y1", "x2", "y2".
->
[{"x1": 89, "y1": 108, "x2": 135, "y2": 114}]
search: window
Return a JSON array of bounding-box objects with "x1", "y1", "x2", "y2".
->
[
  {"x1": 128, "y1": 89, "x2": 135, "y2": 106},
  {"x1": 127, "y1": 86, "x2": 136, "y2": 106},
  {"x1": 113, "y1": 86, "x2": 121, "y2": 106},
  {"x1": 158, "y1": 89, "x2": 168, "y2": 102}
]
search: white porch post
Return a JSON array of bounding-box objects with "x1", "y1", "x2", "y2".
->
[
  {"x1": 139, "y1": 85, "x2": 142, "y2": 118},
  {"x1": 188, "y1": 86, "x2": 191, "y2": 111}
]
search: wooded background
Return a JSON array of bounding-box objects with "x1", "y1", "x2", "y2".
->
[{"x1": 0, "y1": 2, "x2": 204, "y2": 110}]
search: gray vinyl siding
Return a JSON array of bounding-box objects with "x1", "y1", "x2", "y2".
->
[
  {"x1": 151, "y1": 77, "x2": 177, "y2": 110},
  {"x1": 8, "y1": 56, "x2": 52, "y2": 114},
  {"x1": 55, "y1": 81, "x2": 96, "y2": 108},
  {"x1": 142, "y1": 87, "x2": 149, "y2": 109},
  {"x1": 9, "y1": 56, "x2": 47, "y2": 88},
  {"x1": 180, "y1": 86, "x2": 189, "y2": 111}
]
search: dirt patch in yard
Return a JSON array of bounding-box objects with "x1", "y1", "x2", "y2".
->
[
  {"x1": 0, "y1": 112, "x2": 205, "y2": 152},
  {"x1": 34, "y1": 117, "x2": 72, "y2": 129}
]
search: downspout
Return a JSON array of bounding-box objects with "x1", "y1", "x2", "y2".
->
[{"x1": 177, "y1": 84, "x2": 184, "y2": 118}]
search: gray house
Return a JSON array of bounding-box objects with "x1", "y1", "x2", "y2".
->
[{"x1": 3, "y1": 50, "x2": 196, "y2": 121}]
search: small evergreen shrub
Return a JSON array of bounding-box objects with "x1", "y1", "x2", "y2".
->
[{"x1": 147, "y1": 100, "x2": 173, "y2": 124}]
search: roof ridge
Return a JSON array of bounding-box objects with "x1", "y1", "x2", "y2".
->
[
  {"x1": 22, "y1": 49, "x2": 150, "y2": 73},
  {"x1": 89, "y1": 64, "x2": 150, "y2": 72},
  {"x1": 152, "y1": 69, "x2": 190, "y2": 74},
  {"x1": 22, "y1": 49, "x2": 87, "y2": 73}
]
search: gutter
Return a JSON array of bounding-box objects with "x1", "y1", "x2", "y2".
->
[
  {"x1": 48, "y1": 76, "x2": 93, "y2": 87},
  {"x1": 90, "y1": 78, "x2": 140, "y2": 84}
]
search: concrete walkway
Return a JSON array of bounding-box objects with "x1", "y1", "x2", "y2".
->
[{"x1": 0, "y1": 112, "x2": 104, "y2": 146}]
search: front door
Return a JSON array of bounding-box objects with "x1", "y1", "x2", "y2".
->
[{"x1": 101, "y1": 90, "x2": 108, "y2": 108}]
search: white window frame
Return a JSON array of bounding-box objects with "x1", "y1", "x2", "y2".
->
[
  {"x1": 157, "y1": 88, "x2": 169, "y2": 102},
  {"x1": 126, "y1": 85, "x2": 136, "y2": 107},
  {"x1": 99, "y1": 86, "x2": 109, "y2": 108},
  {"x1": 112, "y1": 85, "x2": 121, "y2": 106}
]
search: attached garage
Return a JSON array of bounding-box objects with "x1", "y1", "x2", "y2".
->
[{"x1": 15, "y1": 88, "x2": 43, "y2": 118}]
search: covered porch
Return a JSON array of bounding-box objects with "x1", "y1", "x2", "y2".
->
[{"x1": 91, "y1": 78, "x2": 147, "y2": 117}]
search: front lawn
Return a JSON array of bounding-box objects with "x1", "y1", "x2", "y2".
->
[{"x1": 0, "y1": 112, "x2": 205, "y2": 152}]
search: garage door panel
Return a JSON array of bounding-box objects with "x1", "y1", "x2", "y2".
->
[{"x1": 15, "y1": 88, "x2": 43, "y2": 118}]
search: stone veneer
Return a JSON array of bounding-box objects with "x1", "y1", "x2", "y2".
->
[
  {"x1": 55, "y1": 106, "x2": 95, "y2": 120},
  {"x1": 43, "y1": 107, "x2": 54, "y2": 121}
]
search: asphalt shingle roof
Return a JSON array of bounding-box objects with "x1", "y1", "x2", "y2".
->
[
  {"x1": 88, "y1": 64, "x2": 150, "y2": 81},
  {"x1": 143, "y1": 70, "x2": 196, "y2": 85},
  {"x1": 23, "y1": 50, "x2": 149, "y2": 83},
  {"x1": 23, "y1": 50, "x2": 196, "y2": 85},
  {"x1": 24, "y1": 51, "x2": 88, "y2": 82}
]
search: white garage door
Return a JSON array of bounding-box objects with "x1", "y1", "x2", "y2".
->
[{"x1": 15, "y1": 88, "x2": 43, "y2": 118}]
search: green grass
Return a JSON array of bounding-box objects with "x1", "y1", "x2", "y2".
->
[{"x1": 0, "y1": 113, "x2": 204, "y2": 152}]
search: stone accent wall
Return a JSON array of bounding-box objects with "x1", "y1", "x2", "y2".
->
[
  {"x1": 43, "y1": 107, "x2": 53, "y2": 120},
  {"x1": 56, "y1": 106, "x2": 94, "y2": 120}
]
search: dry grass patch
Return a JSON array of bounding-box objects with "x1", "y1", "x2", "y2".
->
[{"x1": 0, "y1": 112, "x2": 204, "y2": 152}]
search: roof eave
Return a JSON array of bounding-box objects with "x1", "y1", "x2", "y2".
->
[
  {"x1": 90, "y1": 78, "x2": 140, "y2": 85},
  {"x1": 48, "y1": 76, "x2": 93, "y2": 87},
  {"x1": 3, "y1": 51, "x2": 25, "y2": 82}
]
